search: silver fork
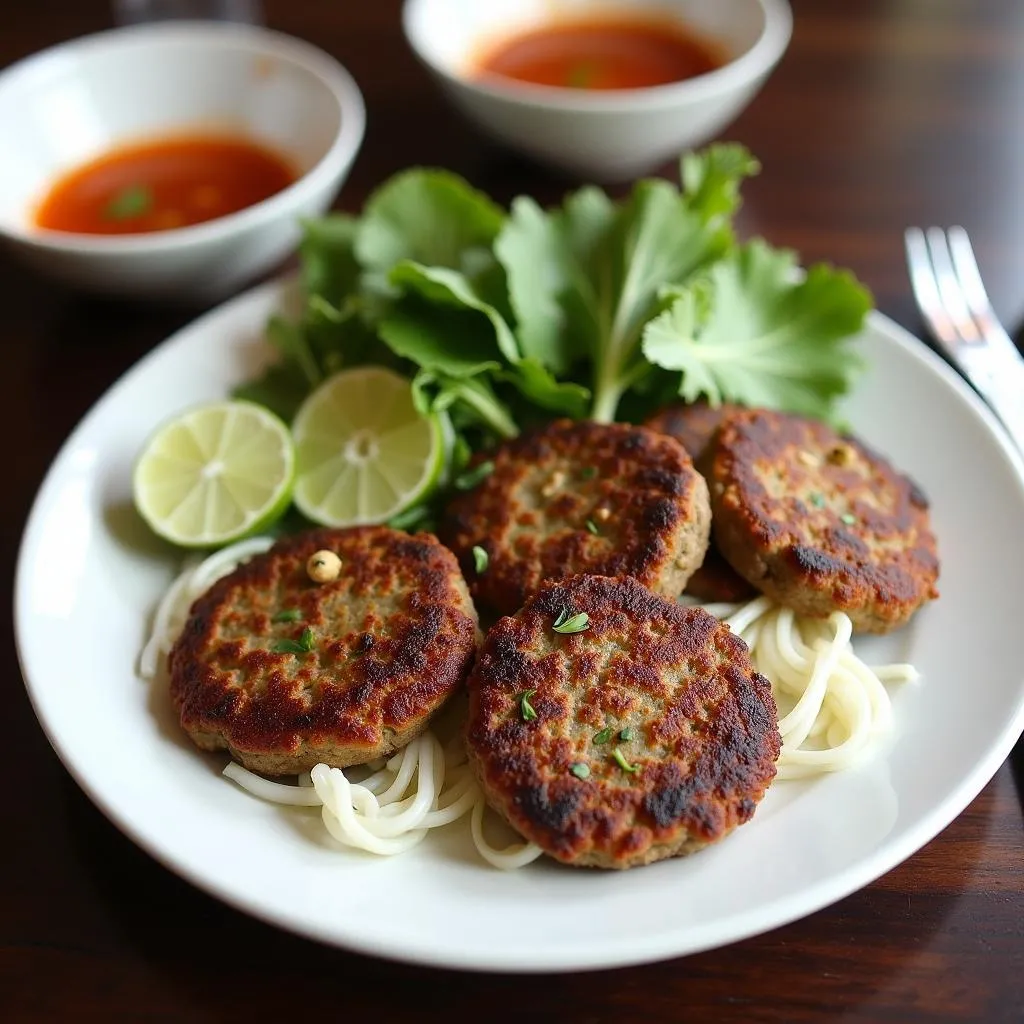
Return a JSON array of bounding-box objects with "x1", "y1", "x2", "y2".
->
[{"x1": 904, "y1": 226, "x2": 1024, "y2": 454}]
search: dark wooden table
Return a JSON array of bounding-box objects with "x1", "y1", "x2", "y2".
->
[{"x1": 3, "y1": 1, "x2": 1023, "y2": 1020}]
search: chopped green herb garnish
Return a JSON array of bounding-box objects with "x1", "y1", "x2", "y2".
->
[
  {"x1": 451, "y1": 435, "x2": 472, "y2": 473},
  {"x1": 809, "y1": 492, "x2": 826, "y2": 509},
  {"x1": 592, "y1": 727, "x2": 614, "y2": 745},
  {"x1": 566, "y1": 62, "x2": 597, "y2": 89},
  {"x1": 553, "y1": 608, "x2": 569, "y2": 629},
  {"x1": 271, "y1": 627, "x2": 316, "y2": 655},
  {"x1": 519, "y1": 689, "x2": 538, "y2": 722},
  {"x1": 454, "y1": 460, "x2": 495, "y2": 491},
  {"x1": 388, "y1": 504, "x2": 435, "y2": 532},
  {"x1": 612, "y1": 748, "x2": 640, "y2": 774},
  {"x1": 104, "y1": 184, "x2": 153, "y2": 220},
  {"x1": 472, "y1": 545, "x2": 489, "y2": 573},
  {"x1": 841, "y1": 512, "x2": 857, "y2": 525},
  {"x1": 553, "y1": 611, "x2": 589, "y2": 634},
  {"x1": 585, "y1": 519, "x2": 599, "y2": 535},
  {"x1": 271, "y1": 609, "x2": 303, "y2": 623},
  {"x1": 570, "y1": 762, "x2": 591, "y2": 779},
  {"x1": 619, "y1": 727, "x2": 634, "y2": 742},
  {"x1": 580, "y1": 467, "x2": 598, "y2": 480}
]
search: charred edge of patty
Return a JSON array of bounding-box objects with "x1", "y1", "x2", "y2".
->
[
  {"x1": 643, "y1": 401, "x2": 748, "y2": 463},
  {"x1": 465, "y1": 574, "x2": 780, "y2": 865},
  {"x1": 168, "y1": 526, "x2": 479, "y2": 763}
]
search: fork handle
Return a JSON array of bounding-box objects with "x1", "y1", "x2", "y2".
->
[{"x1": 957, "y1": 339, "x2": 1024, "y2": 457}]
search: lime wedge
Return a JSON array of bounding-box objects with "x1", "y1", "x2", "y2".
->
[
  {"x1": 133, "y1": 400, "x2": 295, "y2": 548},
  {"x1": 291, "y1": 367, "x2": 444, "y2": 527}
]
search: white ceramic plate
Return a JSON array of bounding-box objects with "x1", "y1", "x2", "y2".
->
[{"x1": 15, "y1": 277, "x2": 1024, "y2": 972}]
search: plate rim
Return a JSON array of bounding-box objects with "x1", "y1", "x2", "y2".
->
[{"x1": 14, "y1": 275, "x2": 1024, "y2": 972}]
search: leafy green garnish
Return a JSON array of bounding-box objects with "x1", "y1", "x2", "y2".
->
[
  {"x1": 612, "y1": 748, "x2": 640, "y2": 773},
  {"x1": 593, "y1": 727, "x2": 614, "y2": 745},
  {"x1": 570, "y1": 762, "x2": 592, "y2": 779},
  {"x1": 356, "y1": 169, "x2": 505, "y2": 285},
  {"x1": 104, "y1": 184, "x2": 152, "y2": 220},
  {"x1": 519, "y1": 689, "x2": 538, "y2": 722},
  {"x1": 271, "y1": 609, "x2": 303, "y2": 624},
  {"x1": 641, "y1": 240, "x2": 871, "y2": 419},
  {"x1": 472, "y1": 545, "x2": 489, "y2": 573},
  {"x1": 235, "y1": 144, "x2": 872, "y2": 490},
  {"x1": 271, "y1": 627, "x2": 316, "y2": 655},
  {"x1": 496, "y1": 145, "x2": 759, "y2": 422},
  {"x1": 454, "y1": 460, "x2": 495, "y2": 491},
  {"x1": 552, "y1": 610, "x2": 590, "y2": 635},
  {"x1": 619, "y1": 727, "x2": 634, "y2": 742},
  {"x1": 387, "y1": 504, "x2": 436, "y2": 533},
  {"x1": 566, "y1": 62, "x2": 597, "y2": 89},
  {"x1": 585, "y1": 519, "x2": 599, "y2": 535}
]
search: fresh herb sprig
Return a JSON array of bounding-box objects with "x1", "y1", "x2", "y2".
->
[
  {"x1": 519, "y1": 689, "x2": 538, "y2": 722},
  {"x1": 271, "y1": 627, "x2": 316, "y2": 655},
  {"x1": 552, "y1": 609, "x2": 590, "y2": 634}
]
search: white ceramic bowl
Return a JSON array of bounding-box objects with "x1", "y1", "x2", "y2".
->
[
  {"x1": 0, "y1": 21, "x2": 365, "y2": 301},
  {"x1": 403, "y1": 0, "x2": 791, "y2": 181}
]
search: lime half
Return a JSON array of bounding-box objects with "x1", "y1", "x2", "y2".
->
[
  {"x1": 133, "y1": 400, "x2": 295, "y2": 548},
  {"x1": 291, "y1": 367, "x2": 444, "y2": 527}
]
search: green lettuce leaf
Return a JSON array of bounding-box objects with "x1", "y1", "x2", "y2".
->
[
  {"x1": 385, "y1": 260, "x2": 589, "y2": 419},
  {"x1": 389, "y1": 261, "x2": 520, "y2": 364},
  {"x1": 495, "y1": 144, "x2": 758, "y2": 422},
  {"x1": 356, "y1": 169, "x2": 505, "y2": 282},
  {"x1": 299, "y1": 214, "x2": 361, "y2": 308},
  {"x1": 641, "y1": 240, "x2": 871, "y2": 418}
]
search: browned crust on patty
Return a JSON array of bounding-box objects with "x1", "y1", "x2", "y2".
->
[
  {"x1": 643, "y1": 401, "x2": 757, "y2": 604},
  {"x1": 441, "y1": 420, "x2": 711, "y2": 617},
  {"x1": 643, "y1": 400, "x2": 748, "y2": 462},
  {"x1": 465, "y1": 574, "x2": 780, "y2": 869},
  {"x1": 706, "y1": 409, "x2": 940, "y2": 633},
  {"x1": 169, "y1": 526, "x2": 479, "y2": 775}
]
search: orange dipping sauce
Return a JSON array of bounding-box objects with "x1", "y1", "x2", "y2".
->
[
  {"x1": 34, "y1": 134, "x2": 297, "y2": 236},
  {"x1": 473, "y1": 14, "x2": 726, "y2": 91}
]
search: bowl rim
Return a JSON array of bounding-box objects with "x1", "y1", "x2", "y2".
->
[
  {"x1": 0, "y1": 20, "x2": 366, "y2": 255},
  {"x1": 402, "y1": 0, "x2": 792, "y2": 112}
]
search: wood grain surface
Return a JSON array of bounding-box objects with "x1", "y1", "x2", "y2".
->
[{"x1": 2, "y1": 1, "x2": 1022, "y2": 1020}]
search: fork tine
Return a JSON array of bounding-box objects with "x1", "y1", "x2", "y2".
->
[
  {"x1": 924, "y1": 227, "x2": 982, "y2": 342},
  {"x1": 946, "y1": 225, "x2": 1001, "y2": 329},
  {"x1": 947, "y1": 225, "x2": 1022, "y2": 357},
  {"x1": 904, "y1": 227, "x2": 959, "y2": 347}
]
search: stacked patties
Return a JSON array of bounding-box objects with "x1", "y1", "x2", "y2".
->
[
  {"x1": 441, "y1": 419, "x2": 782, "y2": 867},
  {"x1": 643, "y1": 401, "x2": 756, "y2": 603},
  {"x1": 169, "y1": 406, "x2": 938, "y2": 871}
]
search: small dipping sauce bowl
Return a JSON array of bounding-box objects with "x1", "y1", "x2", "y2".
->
[
  {"x1": 0, "y1": 21, "x2": 365, "y2": 301},
  {"x1": 403, "y1": 0, "x2": 792, "y2": 181}
]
